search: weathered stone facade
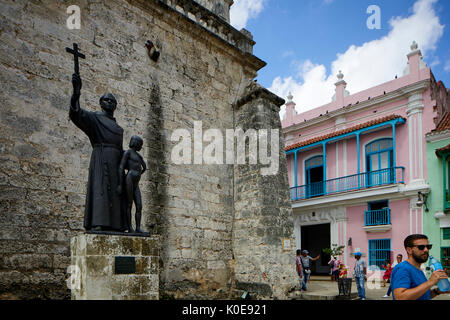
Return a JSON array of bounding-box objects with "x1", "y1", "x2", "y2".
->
[
  {"x1": 232, "y1": 83, "x2": 296, "y2": 299},
  {"x1": 0, "y1": 0, "x2": 295, "y2": 299}
]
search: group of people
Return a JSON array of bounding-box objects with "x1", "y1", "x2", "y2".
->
[
  {"x1": 328, "y1": 256, "x2": 351, "y2": 281},
  {"x1": 295, "y1": 234, "x2": 449, "y2": 300}
]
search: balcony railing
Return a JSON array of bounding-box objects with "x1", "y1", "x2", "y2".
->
[
  {"x1": 365, "y1": 208, "x2": 391, "y2": 226},
  {"x1": 290, "y1": 167, "x2": 405, "y2": 201}
]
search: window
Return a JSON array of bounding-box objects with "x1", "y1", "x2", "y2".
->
[
  {"x1": 442, "y1": 247, "x2": 450, "y2": 276},
  {"x1": 368, "y1": 239, "x2": 391, "y2": 270},
  {"x1": 368, "y1": 200, "x2": 388, "y2": 211},
  {"x1": 365, "y1": 200, "x2": 390, "y2": 226},
  {"x1": 305, "y1": 155, "x2": 323, "y2": 168},
  {"x1": 305, "y1": 155, "x2": 324, "y2": 197},
  {"x1": 365, "y1": 138, "x2": 394, "y2": 186},
  {"x1": 443, "y1": 228, "x2": 450, "y2": 240}
]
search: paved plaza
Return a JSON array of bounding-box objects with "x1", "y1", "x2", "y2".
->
[{"x1": 290, "y1": 276, "x2": 450, "y2": 300}]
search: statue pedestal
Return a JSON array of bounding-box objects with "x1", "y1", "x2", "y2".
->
[{"x1": 70, "y1": 233, "x2": 159, "y2": 300}]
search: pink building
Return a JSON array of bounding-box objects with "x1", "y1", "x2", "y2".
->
[{"x1": 281, "y1": 42, "x2": 447, "y2": 276}]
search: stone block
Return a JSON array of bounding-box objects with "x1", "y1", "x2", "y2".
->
[{"x1": 70, "y1": 234, "x2": 159, "y2": 300}]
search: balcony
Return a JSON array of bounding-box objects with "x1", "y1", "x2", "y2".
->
[
  {"x1": 290, "y1": 167, "x2": 405, "y2": 201},
  {"x1": 364, "y1": 208, "x2": 392, "y2": 233}
]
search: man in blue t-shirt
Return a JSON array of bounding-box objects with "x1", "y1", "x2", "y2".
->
[
  {"x1": 353, "y1": 252, "x2": 367, "y2": 300},
  {"x1": 391, "y1": 234, "x2": 449, "y2": 300}
]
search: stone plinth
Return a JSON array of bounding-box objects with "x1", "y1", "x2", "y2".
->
[{"x1": 70, "y1": 234, "x2": 159, "y2": 300}]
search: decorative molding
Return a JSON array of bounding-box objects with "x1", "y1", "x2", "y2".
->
[
  {"x1": 425, "y1": 130, "x2": 450, "y2": 142},
  {"x1": 363, "y1": 225, "x2": 392, "y2": 233},
  {"x1": 292, "y1": 183, "x2": 430, "y2": 211},
  {"x1": 159, "y1": 0, "x2": 255, "y2": 53},
  {"x1": 234, "y1": 82, "x2": 285, "y2": 109},
  {"x1": 435, "y1": 212, "x2": 450, "y2": 228},
  {"x1": 294, "y1": 206, "x2": 346, "y2": 226},
  {"x1": 282, "y1": 79, "x2": 429, "y2": 135},
  {"x1": 406, "y1": 93, "x2": 425, "y2": 116}
]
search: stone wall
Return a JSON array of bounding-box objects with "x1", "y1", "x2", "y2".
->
[
  {"x1": 0, "y1": 0, "x2": 294, "y2": 300},
  {"x1": 430, "y1": 73, "x2": 450, "y2": 126},
  {"x1": 232, "y1": 83, "x2": 297, "y2": 299}
]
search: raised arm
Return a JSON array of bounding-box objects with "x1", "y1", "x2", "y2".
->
[
  {"x1": 393, "y1": 270, "x2": 447, "y2": 300},
  {"x1": 69, "y1": 73, "x2": 96, "y2": 135},
  {"x1": 70, "y1": 73, "x2": 82, "y2": 112}
]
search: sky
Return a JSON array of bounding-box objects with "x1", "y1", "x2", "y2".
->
[{"x1": 230, "y1": 0, "x2": 450, "y2": 114}]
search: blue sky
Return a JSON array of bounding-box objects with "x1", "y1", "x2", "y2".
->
[{"x1": 230, "y1": 0, "x2": 450, "y2": 112}]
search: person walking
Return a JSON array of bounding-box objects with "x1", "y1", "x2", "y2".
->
[
  {"x1": 391, "y1": 234, "x2": 449, "y2": 300},
  {"x1": 328, "y1": 256, "x2": 339, "y2": 282},
  {"x1": 353, "y1": 252, "x2": 367, "y2": 300},
  {"x1": 296, "y1": 249, "x2": 303, "y2": 291},
  {"x1": 382, "y1": 259, "x2": 393, "y2": 287},
  {"x1": 382, "y1": 254, "x2": 403, "y2": 298},
  {"x1": 300, "y1": 250, "x2": 320, "y2": 291}
]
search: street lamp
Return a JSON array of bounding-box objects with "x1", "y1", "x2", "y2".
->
[{"x1": 416, "y1": 191, "x2": 429, "y2": 212}]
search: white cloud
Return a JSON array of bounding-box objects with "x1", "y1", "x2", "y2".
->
[
  {"x1": 230, "y1": 0, "x2": 266, "y2": 30},
  {"x1": 445, "y1": 60, "x2": 450, "y2": 72},
  {"x1": 282, "y1": 50, "x2": 295, "y2": 59},
  {"x1": 272, "y1": 0, "x2": 444, "y2": 116},
  {"x1": 430, "y1": 58, "x2": 440, "y2": 67}
]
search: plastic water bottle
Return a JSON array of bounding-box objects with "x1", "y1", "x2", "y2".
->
[{"x1": 429, "y1": 256, "x2": 450, "y2": 292}]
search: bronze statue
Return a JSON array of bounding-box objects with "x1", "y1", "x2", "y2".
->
[
  {"x1": 66, "y1": 43, "x2": 152, "y2": 235},
  {"x1": 118, "y1": 136, "x2": 147, "y2": 233},
  {"x1": 67, "y1": 42, "x2": 128, "y2": 232}
]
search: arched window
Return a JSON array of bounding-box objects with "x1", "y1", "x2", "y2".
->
[
  {"x1": 305, "y1": 155, "x2": 324, "y2": 197},
  {"x1": 365, "y1": 138, "x2": 393, "y2": 186},
  {"x1": 305, "y1": 155, "x2": 323, "y2": 169}
]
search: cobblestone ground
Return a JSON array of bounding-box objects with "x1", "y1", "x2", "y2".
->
[{"x1": 294, "y1": 277, "x2": 450, "y2": 300}]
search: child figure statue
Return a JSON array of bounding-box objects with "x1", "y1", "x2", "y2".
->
[{"x1": 118, "y1": 135, "x2": 147, "y2": 234}]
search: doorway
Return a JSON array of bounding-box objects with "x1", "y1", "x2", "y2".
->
[{"x1": 301, "y1": 223, "x2": 331, "y2": 274}]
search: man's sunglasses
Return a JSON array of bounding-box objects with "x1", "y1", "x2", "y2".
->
[{"x1": 411, "y1": 244, "x2": 432, "y2": 250}]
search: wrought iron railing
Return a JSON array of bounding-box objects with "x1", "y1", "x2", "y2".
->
[
  {"x1": 365, "y1": 208, "x2": 391, "y2": 226},
  {"x1": 290, "y1": 167, "x2": 405, "y2": 201}
]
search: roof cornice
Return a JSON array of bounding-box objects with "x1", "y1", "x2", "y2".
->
[
  {"x1": 425, "y1": 129, "x2": 450, "y2": 142},
  {"x1": 283, "y1": 79, "x2": 430, "y2": 135}
]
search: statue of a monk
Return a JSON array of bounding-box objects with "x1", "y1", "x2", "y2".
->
[{"x1": 69, "y1": 73, "x2": 128, "y2": 232}]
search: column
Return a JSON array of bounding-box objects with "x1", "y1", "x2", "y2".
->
[
  {"x1": 323, "y1": 143, "x2": 326, "y2": 194},
  {"x1": 407, "y1": 92, "x2": 425, "y2": 185},
  {"x1": 392, "y1": 123, "x2": 396, "y2": 183}
]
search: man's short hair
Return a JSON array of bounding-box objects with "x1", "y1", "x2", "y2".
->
[
  {"x1": 404, "y1": 234, "x2": 428, "y2": 248},
  {"x1": 397, "y1": 254, "x2": 403, "y2": 258},
  {"x1": 296, "y1": 249, "x2": 301, "y2": 255}
]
